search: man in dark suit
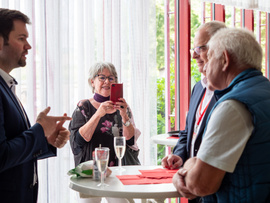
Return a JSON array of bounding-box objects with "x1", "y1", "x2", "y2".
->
[
  {"x1": 162, "y1": 21, "x2": 226, "y2": 180},
  {"x1": 0, "y1": 8, "x2": 72, "y2": 203},
  {"x1": 162, "y1": 22, "x2": 226, "y2": 203}
]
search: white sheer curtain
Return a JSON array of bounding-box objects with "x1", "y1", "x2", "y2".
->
[
  {"x1": 0, "y1": 0, "x2": 157, "y2": 202},
  {"x1": 203, "y1": 0, "x2": 270, "y2": 12}
]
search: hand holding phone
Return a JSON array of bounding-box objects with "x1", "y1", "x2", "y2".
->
[{"x1": 110, "y1": 83, "x2": 123, "y2": 103}]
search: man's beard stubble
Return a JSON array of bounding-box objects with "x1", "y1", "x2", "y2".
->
[
  {"x1": 4, "y1": 42, "x2": 27, "y2": 67},
  {"x1": 18, "y1": 57, "x2": 26, "y2": 67}
]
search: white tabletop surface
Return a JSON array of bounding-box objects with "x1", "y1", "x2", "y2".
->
[
  {"x1": 69, "y1": 165, "x2": 181, "y2": 200},
  {"x1": 151, "y1": 134, "x2": 179, "y2": 146}
]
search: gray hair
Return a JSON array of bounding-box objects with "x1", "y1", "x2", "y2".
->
[
  {"x1": 198, "y1": 20, "x2": 227, "y2": 37},
  {"x1": 88, "y1": 62, "x2": 118, "y2": 93},
  {"x1": 208, "y1": 27, "x2": 262, "y2": 71}
]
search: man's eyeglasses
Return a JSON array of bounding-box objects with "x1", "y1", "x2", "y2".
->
[
  {"x1": 190, "y1": 45, "x2": 207, "y2": 55},
  {"x1": 95, "y1": 74, "x2": 116, "y2": 82}
]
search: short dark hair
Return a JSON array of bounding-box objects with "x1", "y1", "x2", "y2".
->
[{"x1": 0, "y1": 8, "x2": 30, "y2": 44}]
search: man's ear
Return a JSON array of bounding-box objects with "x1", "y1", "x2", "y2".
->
[{"x1": 222, "y1": 50, "x2": 230, "y2": 72}]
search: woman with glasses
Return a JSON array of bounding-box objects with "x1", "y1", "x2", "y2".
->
[
  {"x1": 69, "y1": 62, "x2": 140, "y2": 202},
  {"x1": 69, "y1": 62, "x2": 140, "y2": 167}
]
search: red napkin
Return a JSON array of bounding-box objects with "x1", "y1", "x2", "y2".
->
[
  {"x1": 166, "y1": 136, "x2": 179, "y2": 139},
  {"x1": 116, "y1": 168, "x2": 178, "y2": 185}
]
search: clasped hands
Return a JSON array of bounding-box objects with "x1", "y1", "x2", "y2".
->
[
  {"x1": 162, "y1": 154, "x2": 197, "y2": 200},
  {"x1": 173, "y1": 167, "x2": 197, "y2": 200},
  {"x1": 36, "y1": 107, "x2": 72, "y2": 148}
]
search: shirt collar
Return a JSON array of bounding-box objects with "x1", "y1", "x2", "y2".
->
[{"x1": 0, "y1": 68, "x2": 18, "y2": 88}]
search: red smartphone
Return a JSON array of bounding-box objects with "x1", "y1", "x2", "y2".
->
[{"x1": 110, "y1": 83, "x2": 123, "y2": 103}]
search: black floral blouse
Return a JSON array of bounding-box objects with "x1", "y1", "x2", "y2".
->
[{"x1": 69, "y1": 99, "x2": 134, "y2": 167}]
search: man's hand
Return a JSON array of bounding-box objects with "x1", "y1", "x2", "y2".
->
[
  {"x1": 46, "y1": 115, "x2": 71, "y2": 148},
  {"x1": 36, "y1": 107, "x2": 72, "y2": 148},
  {"x1": 173, "y1": 168, "x2": 197, "y2": 200},
  {"x1": 161, "y1": 154, "x2": 183, "y2": 169}
]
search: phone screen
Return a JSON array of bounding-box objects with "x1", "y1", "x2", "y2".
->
[{"x1": 110, "y1": 83, "x2": 123, "y2": 103}]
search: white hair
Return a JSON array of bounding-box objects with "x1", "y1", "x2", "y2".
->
[
  {"x1": 207, "y1": 27, "x2": 262, "y2": 70},
  {"x1": 198, "y1": 20, "x2": 227, "y2": 37},
  {"x1": 88, "y1": 62, "x2": 118, "y2": 93}
]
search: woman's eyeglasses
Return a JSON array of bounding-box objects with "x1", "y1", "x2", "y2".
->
[
  {"x1": 190, "y1": 45, "x2": 207, "y2": 55},
  {"x1": 95, "y1": 74, "x2": 116, "y2": 82}
]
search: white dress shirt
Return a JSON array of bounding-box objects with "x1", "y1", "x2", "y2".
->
[{"x1": 190, "y1": 76, "x2": 213, "y2": 157}]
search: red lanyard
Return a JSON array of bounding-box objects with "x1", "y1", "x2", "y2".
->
[{"x1": 196, "y1": 91, "x2": 210, "y2": 126}]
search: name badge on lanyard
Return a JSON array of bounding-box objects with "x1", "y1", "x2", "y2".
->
[{"x1": 193, "y1": 91, "x2": 210, "y2": 139}]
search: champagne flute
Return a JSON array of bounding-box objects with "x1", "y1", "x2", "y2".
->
[
  {"x1": 95, "y1": 147, "x2": 110, "y2": 187},
  {"x1": 114, "y1": 136, "x2": 126, "y2": 171}
]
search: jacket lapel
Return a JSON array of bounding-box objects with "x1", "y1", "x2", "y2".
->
[
  {"x1": 0, "y1": 76, "x2": 30, "y2": 129},
  {"x1": 186, "y1": 86, "x2": 206, "y2": 150}
]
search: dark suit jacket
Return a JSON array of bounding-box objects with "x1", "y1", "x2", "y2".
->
[
  {"x1": 173, "y1": 81, "x2": 216, "y2": 164},
  {"x1": 0, "y1": 75, "x2": 56, "y2": 203}
]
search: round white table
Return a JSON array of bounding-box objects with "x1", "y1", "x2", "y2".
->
[
  {"x1": 69, "y1": 165, "x2": 181, "y2": 203},
  {"x1": 151, "y1": 134, "x2": 179, "y2": 156},
  {"x1": 151, "y1": 134, "x2": 178, "y2": 147}
]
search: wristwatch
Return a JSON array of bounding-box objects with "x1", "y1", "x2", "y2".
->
[{"x1": 122, "y1": 119, "x2": 131, "y2": 127}]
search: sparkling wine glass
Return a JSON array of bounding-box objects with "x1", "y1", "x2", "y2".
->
[
  {"x1": 114, "y1": 136, "x2": 126, "y2": 171},
  {"x1": 95, "y1": 147, "x2": 110, "y2": 187}
]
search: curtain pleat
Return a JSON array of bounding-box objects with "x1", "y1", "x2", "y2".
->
[{"x1": 0, "y1": 0, "x2": 157, "y2": 202}]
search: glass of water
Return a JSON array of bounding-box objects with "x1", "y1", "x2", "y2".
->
[{"x1": 95, "y1": 147, "x2": 110, "y2": 187}]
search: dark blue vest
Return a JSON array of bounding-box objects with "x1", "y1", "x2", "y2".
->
[{"x1": 203, "y1": 69, "x2": 270, "y2": 203}]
